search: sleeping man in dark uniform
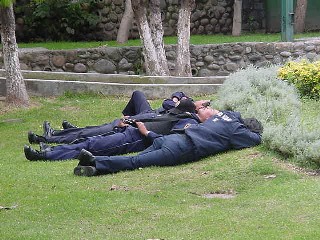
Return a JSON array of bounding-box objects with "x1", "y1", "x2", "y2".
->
[
  {"x1": 72, "y1": 105, "x2": 263, "y2": 176},
  {"x1": 24, "y1": 98, "x2": 202, "y2": 161},
  {"x1": 27, "y1": 90, "x2": 191, "y2": 144}
]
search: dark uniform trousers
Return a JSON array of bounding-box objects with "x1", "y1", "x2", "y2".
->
[
  {"x1": 43, "y1": 116, "x2": 199, "y2": 161},
  {"x1": 122, "y1": 90, "x2": 154, "y2": 116},
  {"x1": 45, "y1": 90, "x2": 154, "y2": 144},
  {"x1": 45, "y1": 126, "x2": 147, "y2": 160},
  {"x1": 47, "y1": 119, "x2": 120, "y2": 144},
  {"x1": 94, "y1": 134, "x2": 197, "y2": 174}
]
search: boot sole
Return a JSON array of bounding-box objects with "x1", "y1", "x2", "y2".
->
[{"x1": 74, "y1": 166, "x2": 97, "y2": 177}]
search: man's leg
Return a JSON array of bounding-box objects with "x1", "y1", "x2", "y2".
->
[
  {"x1": 86, "y1": 127, "x2": 148, "y2": 156},
  {"x1": 44, "y1": 119, "x2": 121, "y2": 144},
  {"x1": 92, "y1": 134, "x2": 196, "y2": 174},
  {"x1": 44, "y1": 127, "x2": 148, "y2": 160},
  {"x1": 122, "y1": 90, "x2": 153, "y2": 116}
]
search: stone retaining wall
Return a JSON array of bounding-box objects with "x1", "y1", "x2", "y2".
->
[
  {"x1": 0, "y1": 71, "x2": 226, "y2": 98},
  {"x1": 93, "y1": 0, "x2": 236, "y2": 40},
  {"x1": 15, "y1": 0, "x2": 265, "y2": 42},
  {"x1": 1, "y1": 39, "x2": 320, "y2": 77}
]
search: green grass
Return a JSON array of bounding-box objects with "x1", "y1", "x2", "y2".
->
[
  {"x1": 16, "y1": 32, "x2": 320, "y2": 50},
  {"x1": 0, "y1": 94, "x2": 319, "y2": 239}
]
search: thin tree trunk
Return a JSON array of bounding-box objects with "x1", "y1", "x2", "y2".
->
[
  {"x1": 0, "y1": 4, "x2": 29, "y2": 106},
  {"x1": 149, "y1": 0, "x2": 169, "y2": 75},
  {"x1": 175, "y1": 0, "x2": 194, "y2": 77},
  {"x1": 232, "y1": 0, "x2": 242, "y2": 36},
  {"x1": 117, "y1": 0, "x2": 134, "y2": 44},
  {"x1": 294, "y1": 0, "x2": 308, "y2": 33},
  {"x1": 132, "y1": 0, "x2": 162, "y2": 76}
]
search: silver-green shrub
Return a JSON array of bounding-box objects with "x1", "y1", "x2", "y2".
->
[{"x1": 216, "y1": 65, "x2": 320, "y2": 166}]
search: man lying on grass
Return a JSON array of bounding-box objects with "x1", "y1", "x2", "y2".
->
[
  {"x1": 27, "y1": 90, "x2": 192, "y2": 144},
  {"x1": 73, "y1": 105, "x2": 263, "y2": 177},
  {"x1": 24, "y1": 99, "x2": 205, "y2": 161}
]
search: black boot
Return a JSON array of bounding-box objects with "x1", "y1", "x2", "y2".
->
[
  {"x1": 74, "y1": 150, "x2": 97, "y2": 176},
  {"x1": 62, "y1": 120, "x2": 77, "y2": 129},
  {"x1": 39, "y1": 142, "x2": 51, "y2": 151},
  {"x1": 43, "y1": 121, "x2": 55, "y2": 137},
  {"x1": 73, "y1": 166, "x2": 97, "y2": 177},
  {"x1": 28, "y1": 131, "x2": 46, "y2": 144},
  {"x1": 24, "y1": 145, "x2": 47, "y2": 161},
  {"x1": 77, "y1": 149, "x2": 96, "y2": 167}
]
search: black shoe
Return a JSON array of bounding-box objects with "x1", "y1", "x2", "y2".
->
[
  {"x1": 28, "y1": 131, "x2": 46, "y2": 144},
  {"x1": 62, "y1": 120, "x2": 77, "y2": 129},
  {"x1": 24, "y1": 145, "x2": 46, "y2": 161},
  {"x1": 39, "y1": 142, "x2": 51, "y2": 151},
  {"x1": 77, "y1": 149, "x2": 96, "y2": 167},
  {"x1": 43, "y1": 121, "x2": 55, "y2": 137},
  {"x1": 74, "y1": 166, "x2": 97, "y2": 177}
]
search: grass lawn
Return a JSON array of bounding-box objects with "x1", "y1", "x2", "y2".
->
[
  {"x1": 0, "y1": 94, "x2": 319, "y2": 239},
  {"x1": 16, "y1": 31, "x2": 320, "y2": 50}
]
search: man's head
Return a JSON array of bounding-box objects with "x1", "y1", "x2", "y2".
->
[
  {"x1": 196, "y1": 105, "x2": 219, "y2": 122},
  {"x1": 243, "y1": 118, "x2": 263, "y2": 134},
  {"x1": 170, "y1": 99, "x2": 212, "y2": 117},
  {"x1": 194, "y1": 100, "x2": 211, "y2": 112}
]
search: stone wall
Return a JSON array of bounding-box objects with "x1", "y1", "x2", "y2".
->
[
  {"x1": 1, "y1": 40, "x2": 320, "y2": 77},
  {"x1": 15, "y1": 0, "x2": 266, "y2": 42},
  {"x1": 113, "y1": 0, "x2": 265, "y2": 36},
  {"x1": 96, "y1": 0, "x2": 265, "y2": 37}
]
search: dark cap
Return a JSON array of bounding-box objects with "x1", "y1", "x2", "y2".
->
[{"x1": 169, "y1": 99, "x2": 196, "y2": 114}]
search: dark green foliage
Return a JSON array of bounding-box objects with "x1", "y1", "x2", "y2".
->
[{"x1": 15, "y1": 0, "x2": 99, "y2": 41}]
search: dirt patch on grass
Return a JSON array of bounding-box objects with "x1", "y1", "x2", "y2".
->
[
  {"x1": 272, "y1": 158, "x2": 320, "y2": 177},
  {"x1": 202, "y1": 192, "x2": 236, "y2": 199},
  {"x1": 247, "y1": 152, "x2": 264, "y2": 159},
  {"x1": 60, "y1": 106, "x2": 81, "y2": 112},
  {"x1": 0, "y1": 100, "x2": 41, "y2": 115},
  {"x1": 191, "y1": 190, "x2": 237, "y2": 199}
]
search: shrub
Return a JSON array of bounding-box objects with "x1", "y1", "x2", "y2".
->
[
  {"x1": 216, "y1": 65, "x2": 301, "y2": 124},
  {"x1": 278, "y1": 60, "x2": 320, "y2": 99},
  {"x1": 16, "y1": 0, "x2": 99, "y2": 41},
  {"x1": 216, "y1": 65, "x2": 320, "y2": 166}
]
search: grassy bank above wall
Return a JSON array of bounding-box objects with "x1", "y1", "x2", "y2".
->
[{"x1": 16, "y1": 32, "x2": 320, "y2": 50}]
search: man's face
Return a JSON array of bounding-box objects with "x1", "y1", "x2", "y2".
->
[
  {"x1": 197, "y1": 106, "x2": 215, "y2": 122},
  {"x1": 194, "y1": 100, "x2": 210, "y2": 112}
]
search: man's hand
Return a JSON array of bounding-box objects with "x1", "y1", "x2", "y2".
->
[
  {"x1": 172, "y1": 96, "x2": 179, "y2": 103},
  {"x1": 136, "y1": 122, "x2": 149, "y2": 136},
  {"x1": 118, "y1": 119, "x2": 129, "y2": 127}
]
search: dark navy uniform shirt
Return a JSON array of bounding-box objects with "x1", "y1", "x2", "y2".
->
[{"x1": 184, "y1": 111, "x2": 262, "y2": 159}]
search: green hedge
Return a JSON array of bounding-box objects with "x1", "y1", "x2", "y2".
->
[{"x1": 278, "y1": 60, "x2": 320, "y2": 99}]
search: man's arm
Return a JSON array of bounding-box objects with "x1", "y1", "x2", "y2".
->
[
  {"x1": 230, "y1": 124, "x2": 262, "y2": 149},
  {"x1": 162, "y1": 92, "x2": 189, "y2": 110},
  {"x1": 135, "y1": 122, "x2": 162, "y2": 142}
]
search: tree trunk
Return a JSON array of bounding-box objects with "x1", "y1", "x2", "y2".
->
[
  {"x1": 0, "y1": 4, "x2": 29, "y2": 107},
  {"x1": 149, "y1": 0, "x2": 169, "y2": 75},
  {"x1": 117, "y1": 0, "x2": 134, "y2": 44},
  {"x1": 132, "y1": 0, "x2": 163, "y2": 76},
  {"x1": 294, "y1": 0, "x2": 308, "y2": 33},
  {"x1": 232, "y1": 0, "x2": 242, "y2": 36},
  {"x1": 175, "y1": 0, "x2": 195, "y2": 77}
]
